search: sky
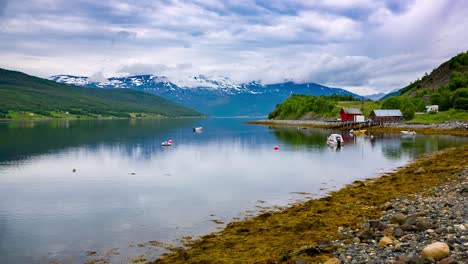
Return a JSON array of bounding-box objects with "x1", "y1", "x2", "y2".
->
[{"x1": 0, "y1": 0, "x2": 467, "y2": 95}]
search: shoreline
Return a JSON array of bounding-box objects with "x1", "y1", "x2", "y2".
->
[
  {"x1": 0, "y1": 116, "x2": 206, "y2": 122},
  {"x1": 247, "y1": 119, "x2": 468, "y2": 136},
  {"x1": 152, "y1": 145, "x2": 468, "y2": 263}
]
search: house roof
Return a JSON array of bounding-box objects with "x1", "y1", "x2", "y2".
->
[
  {"x1": 372, "y1": 109, "x2": 403, "y2": 117},
  {"x1": 341, "y1": 107, "x2": 362, "y2": 115}
]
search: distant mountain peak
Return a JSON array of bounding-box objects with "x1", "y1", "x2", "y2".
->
[{"x1": 50, "y1": 73, "x2": 364, "y2": 116}]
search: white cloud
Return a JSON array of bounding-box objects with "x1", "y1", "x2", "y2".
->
[{"x1": 0, "y1": 0, "x2": 467, "y2": 95}]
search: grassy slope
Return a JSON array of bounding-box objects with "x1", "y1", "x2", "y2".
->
[
  {"x1": 153, "y1": 146, "x2": 468, "y2": 263},
  {"x1": 0, "y1": 68, "x2": 202, "y2": 118},
  {"x1": 408, "y1": 110, "x2": 468, "y2": 123},
  {"x1": 400, "y1": 52, "x2": 468, "y2": 97}
]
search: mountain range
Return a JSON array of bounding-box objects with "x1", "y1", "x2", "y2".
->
[
  {"x1": 49, "y1": 74, "x2": 363, "y2": 117},
  {"x1": 50, "y1": 74, "x2": 365, "y2": 117}
]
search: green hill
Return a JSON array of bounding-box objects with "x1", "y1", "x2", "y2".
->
[
  {"x1": 399, "y1": 51, "x2": 468, "y2": 97},
  {"x1": 381, "y1": 52, "x2": 468, "y2": 107},
  {"x1": 0, "y1": 68, "x2": 203, "y2": 118},
  {"x1": 377, "y1": 51, "x2": 468, "y2": 121},
  {"x1": 267, "y1": 94, "x2": 368, "y2": 120}
]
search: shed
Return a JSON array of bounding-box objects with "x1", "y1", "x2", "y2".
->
[
  {"x1": 370, "y1": 109, "x2": 403, "y2": 123},
  {"x1": 340, "y1": 107, "x2": 363, "y2": 122},
  {"x1": 425, "y1": 105, "x2": 439, "y2": 112}
]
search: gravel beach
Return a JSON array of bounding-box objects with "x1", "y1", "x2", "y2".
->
[{"x1": 324, "y1": 169, "x2": 467, "y2": 264}]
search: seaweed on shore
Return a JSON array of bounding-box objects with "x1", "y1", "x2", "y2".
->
[{"x1": 152, "y1": 146, "x2": 468, "y2": 263}]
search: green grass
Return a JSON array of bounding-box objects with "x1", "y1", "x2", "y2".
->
[
  {"x1": 406, "y1": 109, "x2": 468, "y2": 123},
  {"x1": 0, "y1": 68, "x2": 203, "y2": 119}
]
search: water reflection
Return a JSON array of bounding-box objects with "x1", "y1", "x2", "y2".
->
[{"x1": 0, "y1": 119, "x2": 466, "y2": 263}]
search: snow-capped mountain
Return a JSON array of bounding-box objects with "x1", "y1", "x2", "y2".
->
[{"x1": 50, "y1": 74, "x2": 363, "y2": 117}]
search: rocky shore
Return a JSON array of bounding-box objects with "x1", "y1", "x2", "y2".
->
[
  {"x1": 246, "y1": 120, "x2": 468, "y2": 136},
  {"x1": 324, "y1": 168, "x2": 467, "y2": 264}
]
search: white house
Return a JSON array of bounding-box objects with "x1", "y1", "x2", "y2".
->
[{"x1": 425, "y1": 105, "x2": 439, "y2": 112}]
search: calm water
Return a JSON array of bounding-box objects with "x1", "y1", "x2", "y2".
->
[{"x1": 0, "y1": 118, "x2": 466, "y2": 263}]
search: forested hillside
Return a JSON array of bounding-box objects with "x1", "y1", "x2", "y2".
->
[
  {"x1": 268, "y1": 94, "x2": 364, "y2": 119},
  {"x1": 381, "y1": 51, "x2": 468, "y2": 113},
  {"x1": 0, "y1": 68, "x2": 202, "y2": 118}
]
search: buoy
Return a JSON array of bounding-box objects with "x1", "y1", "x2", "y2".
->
[
  {"x1": 168, "y1": 139, "x2": 173, "y2": 144},
  {"x1": 274, "y1": 146, "x2": 279, "y2": 151}
]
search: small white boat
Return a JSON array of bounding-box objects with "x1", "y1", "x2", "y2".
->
[
  {"x1": 193, "y1": 127, "x2": 203, "y2": 132},
  {"x1": 400, "y1": 130, "x2": 416, "y2": 136},
  {"x1": 161, "y1": 139, "x2": 173, "y2": 146},
  {"x1": 326, "y1": 134, "x2": 344, "y2": 147}
]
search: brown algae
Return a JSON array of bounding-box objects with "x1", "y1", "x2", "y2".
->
[{"x1": 152, "y1": 146, "x2": 468, "y2": 263}]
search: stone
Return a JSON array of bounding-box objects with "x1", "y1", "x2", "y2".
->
[
  {"x1": 383, "y1": 227, "x2": 394, "y2": 237},
  {"x1": 439, "y1": 257, "x2": 458, "y2": 264},
  {"x1": 368, "y1": 220, "x2": 382, "y2": 229},
  {"x1": 396, "y1": 255, "x2": 410, "y2": 262},
  {"x1": 408, "y1": 256, "x2": 425, "y2": 264},
  {"x1": 378, "y1": 236, "x2": 393, "y2": 247},
  {"x1": 414, "y1": 167, "x2": 426, "y2": 174},
  {"x1": 400, "y1": 224, "x2": 414, "y2": 231},
  {"x1": 404, "y1": 216, "x2": 417, "y2": 225},
  {"x1": 414, "y1": 221, "x2": 435, "y2": 231},
  {"x1": 323, "y1": 257, "x2": 340, "y2": 264},
  {"x1": 421, "y1": 242, "x2": 450, "y2": 261},
  {"x1": 353, "y1": 237, "x2": 360, "y2": 244},
  {"x1": 357, "y1": 229, "x2": 373, "y2": 240},
  {"x1": 391, "y1": 213, "x2": 406, "y2": 225},
  {"x1": 394, "y1": 228, "x2": 405, "y2": 238}
]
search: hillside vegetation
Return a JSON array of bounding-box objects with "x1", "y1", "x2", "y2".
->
[
  {"x1": 268, "y1": 94, "x2": 370, "y2": 120},
  {"x1": 381, "y1": 51, "x2": 468, "y2": 114},
  {"x1": 0, "y1": 68, "x2": 202, "y2": 118},
  {"x1": 372, "y1": 51, "x2": 468, "y2": 122}
]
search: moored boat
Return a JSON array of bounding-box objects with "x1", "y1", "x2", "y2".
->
[
  {"x1": 326, "y1": 134, "x2": 344, "y2": 147},
  {"x1": 193, "y1": 127, "x2": 203, "y2": 132},
  {"x1": 161, "y1": 139, "x2": 173, "y2": 146},
  {"x1": 401, "y1": 130, "x2": 416, "y2": 136},
  {"x1": 350, "y1": 129, "x2": 366, "y2": 135}
]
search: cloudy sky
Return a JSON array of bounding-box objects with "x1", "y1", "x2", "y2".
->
[{"x1": 0, "y1": 0, "x2": 467, "y2": 95}]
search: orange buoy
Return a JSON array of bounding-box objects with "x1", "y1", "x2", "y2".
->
[{"x1": 274, "y1": 146, "x2": 279, "y2": 151}]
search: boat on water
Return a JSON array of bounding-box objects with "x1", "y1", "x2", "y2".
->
[
  {"x1": 326, "y1": 134, "x2": 344, "y2": 147},
  {"x1": 193, "y1": 127, "x2": 203, "y2": 132},
  {"x1": 350, "y1": 129, "x2": 366, "y2": 135},
  {"x1": 401, "y1": 130, "x2": 416, "y2": 136},
  {"x1": 161, "y1": 139, "x2": 173, "y2": 146}
]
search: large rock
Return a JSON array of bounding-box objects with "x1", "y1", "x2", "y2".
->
[{"x1": 421, "y1": 242, "x2": 450, "y2": 261}]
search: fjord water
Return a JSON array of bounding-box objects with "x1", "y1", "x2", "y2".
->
[{"x1": 0, "y1": 119, "x2": 466, "y2": 263}]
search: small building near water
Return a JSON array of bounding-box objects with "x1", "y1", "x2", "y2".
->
[
  {"x1": 340, "y1": 107, "x2": 363, "y2": 122},
  {"x1": 425, "y1": 105, "x2": 439, "y2": 112},
  {"x1": 370, "y1": 109, "x2": 403, "y2": 124}
]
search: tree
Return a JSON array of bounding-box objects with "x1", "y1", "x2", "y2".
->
[{"x1": 382, "y1": 97, "x2": 401, "y2": 109}]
